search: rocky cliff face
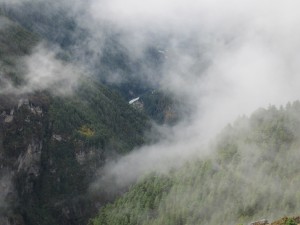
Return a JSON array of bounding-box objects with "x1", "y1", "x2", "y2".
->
[
  {"x1": 0, "y1": 10, "x2": 151, "y2": 225},
  {"x1": 0, "y1": 95, "x2": 44, "y2": 224},
  {"x1": 0, "y1": 94, "x2": 50, "y2": 223},
  {"x1": 0, "y1": 88, "x2": 148, "y2": 225}
]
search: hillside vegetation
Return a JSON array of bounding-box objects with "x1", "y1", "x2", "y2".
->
[
  {"x1": 90, "y1": 102, "x2": 300, "y2": 225},
  {"x1": 0, "y1": 14, "x2": 150, "y2": 225},
  {"x1": 0, "y1": 13, "x2": 38, "y2": 86},
  {"x1": 11, "y1": 81, "x2": 149, "y2": 225}
]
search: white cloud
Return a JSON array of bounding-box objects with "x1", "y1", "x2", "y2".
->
[
  {"x1": 0, "y1": 44, "x2": 81, "y2": 95},
  {"x1": 4, "y1": 0, "x2": 300, "y2": 199},
  {"x1": 85, "y1": 0, "x2": 300, "y2": 189}
]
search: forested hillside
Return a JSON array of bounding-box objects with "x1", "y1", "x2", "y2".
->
[
  {"x1": 1, "y1": 2, "x2": 180, "y2": 125},
  {"x1": 90, "y1": 102, "x2": 300, "y2": 225},
  {"x1": 2, "y1": 1, "x2": 300, "y2": 225},
  {"x1": 0, "y1": 14, "x2": 150, "y2": 225},
  {"x1": 0, "y1": 12, "x2": 38, "y2": 87}
]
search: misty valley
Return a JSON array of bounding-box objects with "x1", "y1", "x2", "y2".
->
[{"x1": 0, "y1": 1, "x2": 300, "y2": 225}]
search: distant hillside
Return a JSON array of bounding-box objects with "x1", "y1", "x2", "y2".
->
[
  {"x1": 0, "y1": 2, "x2": 81, "y2": 49},
  {"x1": 89, "y1": 101, "x2": 300, "y2": 225},
  {"x1": 0, "y1": 13, "x2": 38, "y2": 87},
  {"x1": 0, "y1": 15, "x2": 150, "y2": 225},
  {"x1": 1, "y1": 3, "x2": 169, "y2": 114}
]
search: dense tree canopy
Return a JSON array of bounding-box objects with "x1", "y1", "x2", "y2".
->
[{"x1": 90, "y1": 102, "x2": 300, "y2": 225}]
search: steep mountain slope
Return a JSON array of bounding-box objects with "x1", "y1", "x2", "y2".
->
[
  {"x1": 89, "y1": 102, "x2": 300, "y2": 225},
  {"x1": 0, "y1": 2, "x2": 82, "y2": 49},
  {"x1": 0, "y1": 12, "x2": 38, "y2": 88},
  {"x1": 1, "y1": 2, "x2": 169, "y2": 108},
  {"x1": 0, "y1": 15, "x2": 149, "y2": 225}
]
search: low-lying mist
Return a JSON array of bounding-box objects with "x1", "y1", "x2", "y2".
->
[
  {"x1": 84, "y1": 0, "x2": 300, "y2": 192},
  {"x1": 3, "y1": 0, "x2": 300, "y2": 221},
  {"x1": 0, "y1": 42, "x2": 82, "y2": 96}
]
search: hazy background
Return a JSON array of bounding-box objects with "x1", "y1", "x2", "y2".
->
[
  {"x1": 2, "y1": 0, "x2": 300, "y2": 197},
  {"x1": 81, "y1": 0, "x2": 300, "y2": 189}
]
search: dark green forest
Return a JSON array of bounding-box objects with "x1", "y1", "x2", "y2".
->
[{"x1": 0, "y1": 13, "x2": 151, "y2": 225}]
